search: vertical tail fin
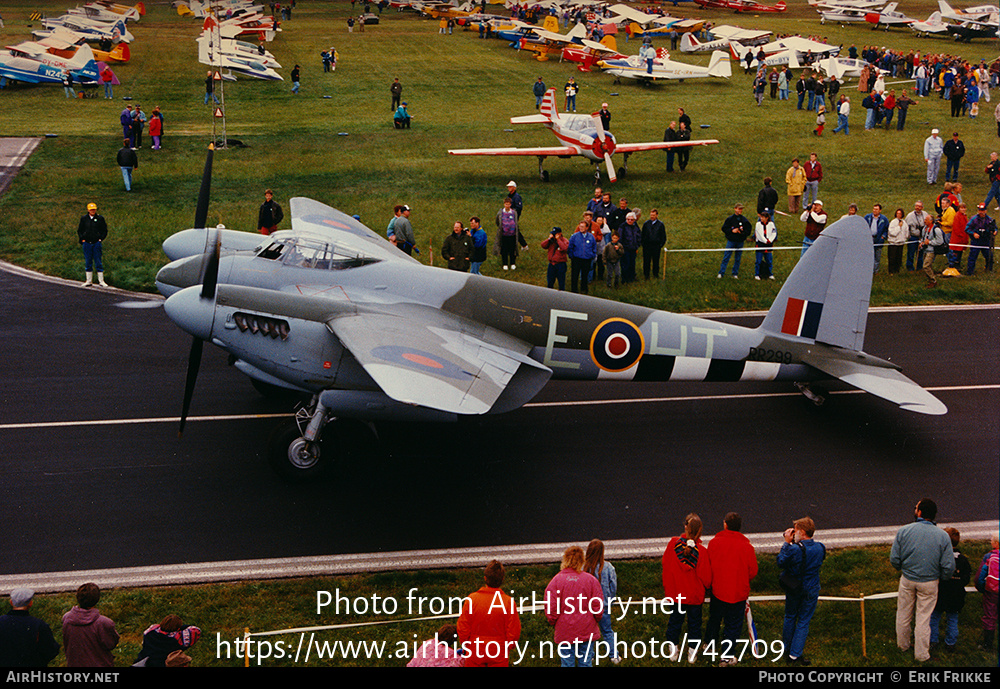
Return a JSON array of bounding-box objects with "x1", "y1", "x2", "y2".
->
[
  {"x1": 680, "y1": 32, "x2": 699, "y2": 52},
  {"x1": 759, "y1": 215, "x2": 871, "y2": 352},
  {"x1": 708, "y1": 50, "x2": 732, "y2": 78},
  {"x1": 539, "y1": 87, "x2": 558, "y2": 119}
]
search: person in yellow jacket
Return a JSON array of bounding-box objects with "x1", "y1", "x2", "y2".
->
[{"x1": 786, "y1": 158, "x2": 807, "y2": 214}]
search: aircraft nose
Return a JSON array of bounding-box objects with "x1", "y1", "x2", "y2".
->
[
  {"x1": 155, "y1": 255, "x2": 205, "y2": 297},
  {"x1": 163, "y1": 228, "x2": 212, "y2": 261},
  {"x1": 163, "y1": 285, "x2": 216, "y2": 342}
]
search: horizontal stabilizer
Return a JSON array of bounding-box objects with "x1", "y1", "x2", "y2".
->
[{"x1": 802, "y1": 351, "x2": 947, "y2": 415}]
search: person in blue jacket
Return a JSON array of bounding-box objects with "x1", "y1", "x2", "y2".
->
[
  {"x1": 777, "y1": 517, "x2": 825, "y2": 666},
  {"x1": 568, "y1": 220, "x2": 596, "y2": 294}
]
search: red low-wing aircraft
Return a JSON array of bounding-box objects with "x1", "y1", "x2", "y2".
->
[
  {"x1": 695, "y1": 0, "x2": 787, "y2": 12},
  {"x1": 448, "y1": 88, "x2": 718, "y2": 183}
]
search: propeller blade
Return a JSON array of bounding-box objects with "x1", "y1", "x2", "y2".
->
[
  {"x1": 605, "y1": 152, "x2": 617, "y2": 183},
  {"x1": 200, "y1": 228, "x2": 221, "y2": 300},
  {"x1": 193, "y1": 143, "x2": 215, "y2": 230},
  {"x1": 592, "y1": 114, "x2": 606, "y2": 143},
  {"x1": 179, "y1": 337, "x2": 203, "y2": 436}
]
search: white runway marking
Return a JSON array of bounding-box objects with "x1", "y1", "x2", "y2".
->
[{"x1": 1, "y1": 385, "x2": 996, "y2": 431}]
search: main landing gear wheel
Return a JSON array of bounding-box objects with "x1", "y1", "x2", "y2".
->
[{"x1": 267, "y1": 419, "x2": 335, "y2": 482}]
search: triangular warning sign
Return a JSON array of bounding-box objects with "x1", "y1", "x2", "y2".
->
[{"x1": 213, "y1": 107, "x2": 224, "y2": 117}]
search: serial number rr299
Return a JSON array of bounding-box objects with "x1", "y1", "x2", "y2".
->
[{"x1": 748, "y1": 347, "x2": 793, "y2": 365}]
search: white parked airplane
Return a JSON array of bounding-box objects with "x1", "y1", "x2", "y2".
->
[{"x1": 448, "y1": 88, "x2": 718, "y2": 182}]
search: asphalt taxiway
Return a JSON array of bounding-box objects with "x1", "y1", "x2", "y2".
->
[{"x1": 0, "y1": 263, "x2": 997, "y2": 577}]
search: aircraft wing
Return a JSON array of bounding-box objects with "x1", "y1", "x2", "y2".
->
[
  {"x1": 801, "y1": 350, "x2": 947, "y2": 415},
  {"x1": 328, "y1": 305, "x2": 552, "y2": 415},
  {"x1": 615, "y1": 139, "x2": 720, "y2": 153},
  {"x1": 289, "y1": 197, "x2": 418, "y2": 265},
  {"x1": 449, "y1": 146, "x2": 579, "y2": 157}
]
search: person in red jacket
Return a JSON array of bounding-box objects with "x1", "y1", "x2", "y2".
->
[
  {"x1": 705, "y1": 512, "x2": 758, "y2": 667},
  {"x1": 662, "y1": 513, "x2": 712, "y2": 664},
  {"x1": 457, "y1": 560, "x2": 521, "y2": 667}
]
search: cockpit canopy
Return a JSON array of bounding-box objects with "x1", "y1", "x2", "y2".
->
[{"x1": 254, "y1": 234, "x2": 381, "y2": 271}]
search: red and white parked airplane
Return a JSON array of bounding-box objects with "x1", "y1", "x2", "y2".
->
[{"x1": 448, "y1": 88, "x2": 718, "y2": 183}]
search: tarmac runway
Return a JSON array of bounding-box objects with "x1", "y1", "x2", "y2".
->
[{"x1": 0, "y1": 263, "x2": 997, "y2": 577}]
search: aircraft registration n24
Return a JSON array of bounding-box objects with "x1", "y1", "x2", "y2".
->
[{"x1": 155, "y1": 147, "x2": 947, "y2": 480}]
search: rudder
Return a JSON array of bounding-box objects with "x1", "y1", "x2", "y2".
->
[{"x1": 759, "y1": 216, "x2": 872, "y2": 352}]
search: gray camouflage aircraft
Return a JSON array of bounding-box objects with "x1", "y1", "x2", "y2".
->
[{"x1": 156, "y1": 147, "x2": 947, "y2": 480}]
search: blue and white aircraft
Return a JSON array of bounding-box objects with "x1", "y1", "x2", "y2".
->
[{"x1": 0, "y1": 42, "x2": 98, "y2": 86}]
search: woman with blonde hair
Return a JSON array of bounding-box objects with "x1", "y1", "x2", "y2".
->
[
  {"x1": 661, "y1": 513, "x2": 712, "y2": 663},
  {"x1": 545, "y1": 546, "x2": 604, "y2": 667}
]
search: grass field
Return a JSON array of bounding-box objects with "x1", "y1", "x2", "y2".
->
[
  {"x1": 23, "y1": 541, "x2": 998, "y2": 668},
  {"x1": 0, "y1": 0, "x2": 996, "y2": 312}
]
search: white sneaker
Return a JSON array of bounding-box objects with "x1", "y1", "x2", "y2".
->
[
  {"x1": 503, "y1": 265, "x2": 509, "y2": 270},
  {"x1": 732, "y1": 274, "x2": 738, "y2": 279},
  {"x1": 511, "y1": 264, "x2": 516, "y2": 270},
  {"x1": 717, "y1": 273, "x2": 722, "y2": 279},
  {"x1": 688, "y1": 645, "x2": 699, "y2": 664},
  {"x1": 755, "y1": 275, "x2": 761, "y2": 280}
]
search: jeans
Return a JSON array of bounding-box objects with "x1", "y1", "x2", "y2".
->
[
  {"x1": 546, "y1": 262, "x2": 566, "y2": 290},
  {"x1": 897, "y1": 107, "x2": 908, "y2": 130},
  {"x1": 565, "y1": 94, "x2": 576, "y2": 111},
  {"x1": 718, "y1": 240, "x2": 744, "y2": 276},
  {"x1": 755, "y1": 248, "x2": 773, "y2": 277},
  {"x1": 803, "y1": 181, "x2": 819, "y2": 208},
  {"x1": 558, "y1": 640, "x2": 594, "y2": 667},
  {"x1": 833, "y1": 114, "x2": 849, "y2": 134},
  {"x1": 985, "y1": 180, "x2": 1000, "y2": 209},
  {"x1": 906, "y1": 238, "x2": 922, "y2": 270},
  {"x1": 82, "y1": 241, "x2": 103, "y2": 271},
  {"x1": 797, "y1": 91, "x2": 805, "y2": 109},
  {"x1": 104, "y1": 82, "x2": 113, "y2": 98},
  {"x1": 968, "y1": 245, "x2": 993, "y2": 273},
  {"x1": 120, "y1": 166, "x2": 133, "y2": 191},
  {"x1": 801, "y1": 236, "x2": 815, "y2": 256},
  {"x1": 706, "y1": 597, "x2": 745, "y2": 650},
  {"x1": 926, "y1": 155, "x2": 941, "y2": 184},
  {"x1": 945, "y1": 158, "x2": 960, "y2": 181},
  {"x1": 292, "y1": 80, "x2": 300, "y2": 94},
  {"x1": 930, "y1": 610, "x2": 959, "y2": 646},
  {"x1": 666, "y1": 603, "x2": 702, "y2": 645},
  {"x1": 204, "y1": 92, "x2": 220, "y2": 105},
  {"x1": 783, "y1": 589, "x2": 819, "y2": 659},
  {"x1": 470, "y1": 261, "x2": 483, "y2": 275},
  {"x1": 865, "y1": 108, "x2": 875, "y2": 129}
]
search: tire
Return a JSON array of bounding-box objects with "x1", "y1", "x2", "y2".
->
[{"x1": 267, "y1": 419, "x2": 333, "y2": 482}]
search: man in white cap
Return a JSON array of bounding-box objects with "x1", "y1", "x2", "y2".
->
[
  {"x1": 800, "y1": 200, "x2": 827, "y2": 256},
  {"x1": 506, "y1": 181, "x2": 523, "y2": 218},
  {"x1": 598, "y1": 102, "x2": 611, "y2": 131},
  {"x1": 924, "y1": 128, "x2": 944, "y2": 185},
  {"x1": 0, "y1": 588, "x2": 60, "y2": 666}
]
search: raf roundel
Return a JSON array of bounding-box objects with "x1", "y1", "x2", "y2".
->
[{"x1": 590, "y1": 318, "x2": 645, "y2": 373}]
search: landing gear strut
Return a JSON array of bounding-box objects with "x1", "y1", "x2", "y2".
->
[
  {"x1": 267, "y1": 395, "x2": 336, "y2": 481},
  {"x1": 537, "y1": 156, "x2": 549, "y2": 182},
  {"x1": 795, "y1": 382, "x2": 828, "y2": 407}
]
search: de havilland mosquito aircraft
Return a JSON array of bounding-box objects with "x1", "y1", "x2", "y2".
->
[
  {"x1": 156, "y1": 146, "x2": 948, "y2": 480},
  {"x1": 447, "y1": 88, "x2": 718, "y2": 182}
]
